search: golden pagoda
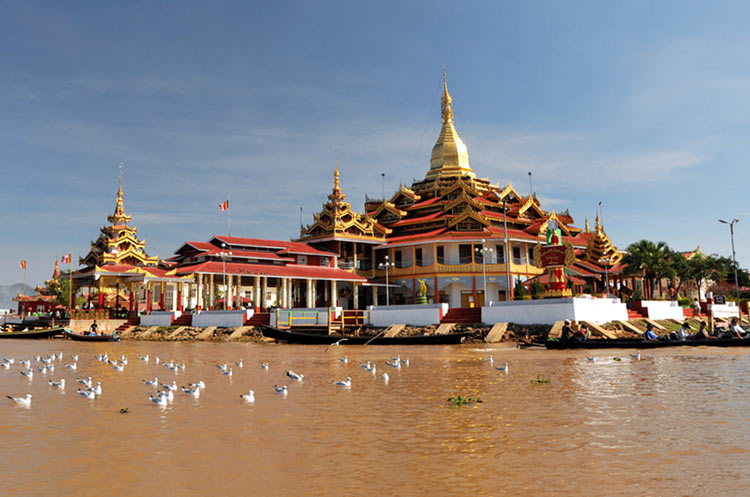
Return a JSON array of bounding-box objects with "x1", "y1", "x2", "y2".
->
[{"x1": 584, "y1": 216, "x2": 623, "y2": 266}]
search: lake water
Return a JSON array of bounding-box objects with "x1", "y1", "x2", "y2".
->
[{"x1": 2, "y1": 340, "x2": 749, "y2": 496}]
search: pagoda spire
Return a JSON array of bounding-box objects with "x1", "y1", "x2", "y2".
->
[
  {"x1": 441, "y1": 68, "x2": 453, "y2": 124},
  {"x1": 108, "y1": 163, "x2": 132, "y2": 225}
]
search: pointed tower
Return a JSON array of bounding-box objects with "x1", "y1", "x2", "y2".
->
[
  {"x1": 424, "y1": 71, "x2": 475, "y2": 181},
  {"x1": 584, "y1": 215, "x2": 622, "y2": 265}
]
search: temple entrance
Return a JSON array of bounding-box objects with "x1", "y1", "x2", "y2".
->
[{"x1": 460, "y1": 290, "x2": 484, "y2": 308}]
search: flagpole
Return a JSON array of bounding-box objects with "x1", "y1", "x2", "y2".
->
[
  {"x1": 227, "y1": 195, "x2": 232, "y2": 236},
  {"x1": 69, "y1": 253, "x2": 73, "y2": 312},
  {"x1": 23, "y1": 263, "x2": 27, "y2": 297}
]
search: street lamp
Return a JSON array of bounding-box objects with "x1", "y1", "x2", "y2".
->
[
  {"x1": 502, "y1": 196, "x2": 512, "y2": 300},
  {"x1": 219, "y1": 243, "x2": 233, "y2": 310},
  {"x1": 719, "y1": 218, "x2": 741, "y2": 308},
  {"x1": 475, "y1": 239, "x2": 494, "y2": 305},
  {"x1": 378, "y1": 255, "x2": 393, "y2": 306},
  {"x1": 602, "y1": 257, "x2": 611, "y2": 298}
]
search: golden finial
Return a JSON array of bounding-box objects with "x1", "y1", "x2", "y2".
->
[
  {"x1": 441, "y1": 68, "x2": 453, "y2": 123},
  {"x1": 334, "y1": 160, "x2": 340, "y2": 192},
  {"x1": 585, "y1": 218, "x2": 590, "y2": 233},
  {"x1": 595, "y1": 214, "x2": 602, "y2": 234}
]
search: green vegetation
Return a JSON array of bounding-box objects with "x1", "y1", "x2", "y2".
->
[
  {"x1": 447, "y1": 395, "x2": 483, "y2": 406},
  {"x1": 532, "y1": 376, "x2": 550, "y2": 384}
]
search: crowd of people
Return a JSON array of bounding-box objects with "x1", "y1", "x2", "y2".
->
[{"x1": 643, "y1": 318, "x2": 746, "y2": 341}]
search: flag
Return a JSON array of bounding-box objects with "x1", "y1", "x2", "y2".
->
[
  {"x1": 20, "y1": 260, "x2": 26, "y2": 270},
  {"x1": 61, "y1": 253, "x2": 71, "y2": 264},
  {"x1": 220, "y1": 200, "x2": 229, "y2": 211}
]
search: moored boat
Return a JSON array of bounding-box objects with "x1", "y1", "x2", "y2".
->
[
  {"x1": 538, "y1": 338, "x2": 750, "y2": 349},
  {"x1": 0, "y1": 327, "x2": 66, "y2": 339},
  {"x1": 63, "y1": 330, "x2": 120, "y2": 342},
  {"x1": 259, "y1": 325, "x2": 472, "y2": 345}
]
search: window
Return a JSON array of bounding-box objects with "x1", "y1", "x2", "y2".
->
[
  {"x1": 298, "y1": 255, "x2": 308, "y2": 265},
  {"x1": 436, "y1": 246, "x2": 445, "y2": 264},
  {"x1": 496, "y1": 244, "x2": 505, "y2": 263},
  {"x1": 512, "y1": 246, "x2": 523, "y2": 265},
  {"x1": 528, "y1": 247, "x2": 535, "y2": 265},
  {"x1": 394, "y1": 250, "x2": 403, "y2": 268},
  {"x1": 320, "y1": 257, "x2": 330, "y2": 266},
  {"x1": 459, "y1": 244, "x2": 472, "y2": 264},
  {"x1": 415, "y1": 247, "x2": 423, "y2": 266}
]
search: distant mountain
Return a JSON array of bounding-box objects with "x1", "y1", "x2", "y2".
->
[{"x1": 0, "y1": 283, "x2": 29, "y2": 310}]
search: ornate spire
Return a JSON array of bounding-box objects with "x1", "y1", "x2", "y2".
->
[
  {"x1": 585, "y1": 218, "x2": 590, "y2": 233},
  {"x1": 595, "y1": 214, "x2": 602, "y2": 234},
  {"x1": 108, "y1": 164, "x2": 132, "y2": 225},
  {"x1": 425, "y1": 70, "x2": 475, "y2": 181},
  {"x1": 328, "y1": 160, "x2": 346, "y2": 202}
]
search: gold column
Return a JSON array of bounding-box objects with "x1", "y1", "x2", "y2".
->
[
  {"x1": 331, "y1": 280, "x2": 337, "y2": 308},
  {"x1": 306, "y1": 279, "x2": 313, "y2": 308},
  {"x1": 353, "y1": 283, "x2": 359, "y2": 309}
]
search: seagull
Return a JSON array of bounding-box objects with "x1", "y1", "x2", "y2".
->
[
  {"x1": 385, "y1": 360, "x2": 401, "y2": 369},
  {"x1": 55, "y1": 352, "x2": 63, "y2": 360},
  {"x1": 360, "y1": 361, "x2": 372, "y2": 370},
  {"x1": 369, "y1": 364, "x2": 377, "y2": 375},
  {"x1": 49, "y1": 379, "x2": 66, "y2": 389},
  {"x1": 120, "y1": 355, "x2": 128, "y2": 364},
  {"x1": 217, "y1": 364, "x2": 228, "y2": 371},
  {"x1": 91, "y1": 382, "x2": 102, "y2": 395},
  {"x1": 236, "y1": 359, "x2": 244, "y2": 368},
  {"x1": 223, "y1": 369, "x2": 233, "y2": 377},
  {"x1": 20, "y1": 369, "x2": 33, "y2": 379},
  {"x1": 149, "y1": 393, "x2": 168, "y2": 406},
  {"x1": 34, "y1": 355, "x2": 41, "y2": 362},
  {"x1": 381, "y1": 373, "x2": 389, "y2": 384},
  {"x1": 66, "y1": 363, "x2": 77, "y2": 370},
  {"x1": 260, "y1": 362, "x2": 269, "y2": 370},
  {"x1": 334, "y1": 377, "x2": 352, "y2": 387},
  {"x1": 178, "y1": 363, "x2": 186, "y2": 371},
  {"x1": 112, "y1": 363, "x2": 125, "y2": 372},
  {"x1": 161, "y1": 381, "x2": 177, "y2": 392},
  {"x1": 274, "y1": 385, "x2": 288, "y2": 395},
  {"x1": 6, "y1": 394, "x2": 32, "y2": 406},
  {"x1": 495, "y1": 362, "x2": 509, "y2": 374},
  {"x1": 139, "y1": 355, "x2": 149, "y2": 362},
  {"x1": 77, "y1": 377, "x2": 93, "y2": 388},
  {"x1": 47, "y1": 364, "x2": 55, "y2": 373},
  {"x1": 587, "y1": 357, "x2": 596, "y2": 362},
  {"x1": 285, "y1": 370, "x2": 304, "y2": 381},
  {"x1": 182, "y1": 385, "x2": 200, "y2": 398},
  {"x1": 338, "y1": 357, "x2": 348, "y2": 364},
  {"x1": 77, "y1": 389, "x2": 96, "y2": 400},
  {"x1": 71, "y1": 355, "x2": 78, "y2": 361},
  {"x1": 401, "y1": 357, "x2": 410, "y2": 366},
  {"x1": 2, "y1": 357, "x2": 14, "y2": 364},
  {"x1": 37, "y1": 366, "x2": 48, "y2": 374},
  {"x1": 0, "y1": 362, "x2": 9, "y2": 369},
  {"x1": 631, "y1": 351, "x2": 642, "y2": 361},
  {"x1": 143, "y1": 378, "x2": 158, "y2": 386},
  {"x1": 391, "y1": 355, "x2": 401, "y2": 362},
  {"x1": 154, "y1": 356, "x2": 160, "y2": 364},
  {"x1": 324, "y1": 338, "x2": 348, "y2": 352},
  {"x1": 189, "y1": 380, "x2": 206, "y2": 390},
  {"x1": 240, "y1": 390, "x2": 255, "y2": 403},
  {"x1": 161, "y1": 388, "x2": 174, "y2": 402},
  {"x1": 19, "y1": 359, "x2": 30, "y2": 367}
]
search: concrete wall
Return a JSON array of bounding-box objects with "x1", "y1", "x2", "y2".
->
[
  {"x1": 270, "y1": 308, "x2": 341, "y2": 327},
  {"x1": 192, "y1": 310, "x2": 250, "y2": 328},
  {"x1": 367, "y1": 303, "x2": 449, "y2": 327},
  {"x1": 140, "y1": 311, "x2": 180, "y2": 327},
  {"x1": 68, "y1": 319, "x2": 126, "y2": 334},
  {"x1": 482, "y1": 297, "x2": 628, "y2": 325},
  {"x1": 710, "y1": 302, "x2": 740, "y2": 319},
  {"x1": 639, "y1": 300, "x2": 685, "y2": 320}
]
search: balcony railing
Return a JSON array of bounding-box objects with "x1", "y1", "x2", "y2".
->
[
  {"x1": 337, "y1": 260, "x2": 355, "y2": 270},
  {"x1": 371, "y1": 261, "x2": 544, "y2": 276}
]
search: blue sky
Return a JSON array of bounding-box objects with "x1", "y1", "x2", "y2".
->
[{"x1": 2, "y1": 1, "x2": 749, "y2": 286}]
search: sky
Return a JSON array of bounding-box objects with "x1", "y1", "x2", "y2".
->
[{"x1": 1, "y1": 1, "x2": 749, "y2": 286}]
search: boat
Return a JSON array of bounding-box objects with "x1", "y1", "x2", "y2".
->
[
  {"x1": 63, "y1": 330, "x2": 120, "y2": 342},
  {"x1": 537, "y1": 338, "x2": 750, "y2": 349},
  {"x1": 0, "y1": 327, "x2": 66, "y2": 339},
  {"x1": 259, "y1": 325, "x2": 473, "y2": 345}
]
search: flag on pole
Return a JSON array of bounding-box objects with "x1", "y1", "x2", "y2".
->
[
  {"x1": 61, "y1": 253, "x2": 71, "y2": 264},
  {"x1": 220, "y1": 200, "x2": 229, "y2": 211},
  {"x1": 20, "y1": 260, "x2": 26, "y2": 270}
]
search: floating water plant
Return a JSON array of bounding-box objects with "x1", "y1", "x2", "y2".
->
[
  {"x1": 532, "y1": 376, "x2": 550, "y2": 384},
  {"x1": 119, "y1": 407, "x2": 130, "y2": 414},
  {"x1": 448, "y1": 395, "x2": 483, "y2": 406}
]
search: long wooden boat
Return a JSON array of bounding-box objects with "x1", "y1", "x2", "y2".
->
[
  {"x1": 63, "y1": 330, "x2": 120, "y2": 342},
  {"x1": 538, "y1": 338, "x2": 750, "y2": 349},
  {"x1": 259, "y1": 325, "x2": 472, "y2": 345},
  {"x1": 0, "y1": 327, "x2": 66, "y2": 339}
]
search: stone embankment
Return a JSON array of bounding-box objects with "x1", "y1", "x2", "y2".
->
[{"x1": 119, "y1": 317, "x2": 717, "y2": 343}]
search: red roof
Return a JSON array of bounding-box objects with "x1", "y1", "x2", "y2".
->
[
  {"x1": 389, "y1": 211, "x2": 445, "y2": 227},
  {"x1": 200, "y1": 248, "x2": 294, "y2": 262},
  {"x1": 211, "y1": 236, "x2": 335, "y2": 256},
  {"x1": 406, "y1": 197, "x2": 444, "y2": 209},
  {"x1": 176, "y1": 261, "x2": 366, "y2": 281}
]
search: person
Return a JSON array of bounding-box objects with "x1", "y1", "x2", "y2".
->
[
  {"x1": 693, "y1": 299, "x2": 702, "y2": 317},
  {"x1": 730, "y1": 317, "x2": 745, "y2": 339},
  {"x1": 573, "y1": 324, "x2": 589, "y2": 342},
  {"x1": 676, "y1": 322, "x2": 692, "y2": 341},
  {"x1": 89, "y1": 320, "x2": 98, "y2": 336},
  {"x1": 560, "y1": 320, "x2": 574, "y2": 341},
  {"x1": 644, "y1": 323, "x2": 659, "y2": 341},
  {"x1": 693, "y1": 321, "x2": 712, "y2": 340}
]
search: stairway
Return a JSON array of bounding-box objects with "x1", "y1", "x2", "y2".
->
[
  {"x1": 172, "y1": 313, "x2": 193, "y2": 326},
  {"x1": 115, "y1": 317, "x2": 140, "y2": 333},
  {"x1": 627, "y1": 309, "x2": 645, "y2": 320},
  {"x1": 245, "y1": 312, "x2": 270, "y2": 326},
  {"x1": 441, "y1": 307, "x2": 482, "y2": 324}
]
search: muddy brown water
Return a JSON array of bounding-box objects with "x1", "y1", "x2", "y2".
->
[{"x1": 1, "y1": 341, "x2": 749, "y2": 496}]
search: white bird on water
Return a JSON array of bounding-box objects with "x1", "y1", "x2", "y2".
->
[
  {"x1": 381, "y1": 373, "x2": 389, "y2": 384},
  {"x1": 2, "y1": 357, "x2": 14, "y2": 364},
  {"x1": 120, "y1": 355, "x2": 128, "y2": 364},
  {"x1": 20, "y1": 369, "x2": 33, "y2": 379},
  {"x1": 495, "y1": 362, "x2": 509, "y2": 374},
  {"x1": 241, "y1": 390, "x2": 255, "y2": 403},
  {"x1": 66, "y1": 363, "x2": 77, "y2": 370},
  {"x1": 338, "y1": 357, "x2": 348, "y2": 364},
  {"x1": 182, "y1": 385, "x2": 201, "y2": 398},
  {"x1": 334, "y1": 377, "x2": 352, "y2": 387},
  {"x1": 91, "y1": 382, "x2": 102, "y2": 396},
  {"x1": 189, "y1": 380, "x2": 206, "y2": 390},
  {"x1": 71, "y1": 355, "x2": 78, "y2": 362},
  {"x1": 77, "y1": 377, "x2": 93, "y2": 388},
  {"x1": 154, "y1": 356, "x2": 160, "y2": 365},
  {"x1": 19, "y1": 359, "x2": 30, "y2": 367},
  {"x1": 140, "y1": 355, "x2": 149, "y2": 362},
  {"x1": 49, "y1": 379, "x2": 65, "y2": 389},
  {"x1": 149, "y1": 392, "x2": 168, "y2": 407},
  {"x1": 143, "y1": 377, "x2": 158, "y2": 386},
  {"x1": 274, "y1": 385, "x2": 288, "y2": 396},
  {"x1": 217, "y1": 364, "x2": 228, "y2": 371},
  {"x1": 161, "y1": 381, "x2": 177, "y2": 392},
  {"x1": 77, "y1": 389, "x2": 96, "y2": 400},
  {"x1": 223, "y1": 368, "x2": 233, "y2": 377},
  {"x1": 236, "y1": 359, "x2": 244, "y2": 368},
  {"x1": 401, "y1": 357, "x2": 410, "y2": 366},
  {"x1": 385, "y1": 359, "x2": 401, "y2": 369},
  {"x1": 37, "y1": 365, "x2": 48, "y2": 374},
  {"x1": 285, "y1": 370, "x2": 304, "y2": 381},
  {"x1": 0, "y1": 363, "x2": 9, "y2": 370},
  {"x1": 587, "y1": 356, "x2": 596, "y2": 362},
  {"x1": 6, "y1": 394, "x2": 32, "y2": 406},
  {"x1": 360, "y1": 361, "x2": 371, "y2": 370},
  {"x1": 631, "y1": 351, "x2": 642, "y2": 361},
  {"x1": 112, "y1": 362, "x2": 125, "y2": 372},
  {"x1": 261, "y1": 362, "x2": 269, "y2": 370}
]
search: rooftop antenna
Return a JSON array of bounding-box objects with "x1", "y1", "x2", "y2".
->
[
  {"x1": 528, "y1": 171, "x2": 533, "y2": 197},
  {"x1": 381, "y1": 172, "x2": 385, "y2": 201}
]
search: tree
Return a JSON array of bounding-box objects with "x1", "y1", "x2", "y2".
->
[
  {"x1": 685, "y1": 254, "x2": 732, "y2": 301},
  {"x1": 622, "y1": 240, "x2": 674, "y2": 299}
]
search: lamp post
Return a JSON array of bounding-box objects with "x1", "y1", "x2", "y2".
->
[
  {"x1": 719, "y1": 218, "x2": 741, "y2": 309},
  {"x1": 602, "y1": 257, "x2": 611, "y2": 298},
  {"x1": 502, "y1": 196, "x2": 512, "y2": 300},
  {"x1": 219, "y1": 243, "x2": 233, "y2": 311},
  {"x1": 378, "y1": 255, "x2": 393, "y2": 306},
  {"x1": 475, "y1": 239, "x2": 494, "y2": 305}
]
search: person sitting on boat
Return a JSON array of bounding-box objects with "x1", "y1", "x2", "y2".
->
[
  {"x1": 644, "y1": 323, "x2": 659, "y2": 341},
  {"x1": 730, "y1": 317, "x2": 745, "y2": 339},
  {"x1": 675, "y1": 322, "x2": 692, "y2": 341},
  {"x1": 693, "y1": 321, "x2": 712, "y2": 340},
  {"x1": 560, "y1": 320, "x2": 574, "y2": 341},
  {"x1": 573, "y1": 324, "x2": 590, "y2": 342}
]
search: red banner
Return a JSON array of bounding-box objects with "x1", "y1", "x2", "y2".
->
[{"x1": 540, "y1": 245, "x2": 566, "y2": 267}]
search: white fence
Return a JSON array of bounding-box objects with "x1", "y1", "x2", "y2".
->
[
  {"x1": 366, "y1": 303, "x2": 449, "y2": 327},
  {"x1": 482, "y1": 297, "x2": 628, "y2": 325}
]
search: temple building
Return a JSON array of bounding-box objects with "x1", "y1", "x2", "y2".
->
[
  {"x1": 295, "y1": 74, "x2": 628, "y2": 308},
  {"x1": 70, "y1": 175, "x2": 190, "y2": 315}
]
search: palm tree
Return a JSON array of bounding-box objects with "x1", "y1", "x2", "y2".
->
[{"x1": 622, "y1": 240, "x2": 674, "y2": 299}]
